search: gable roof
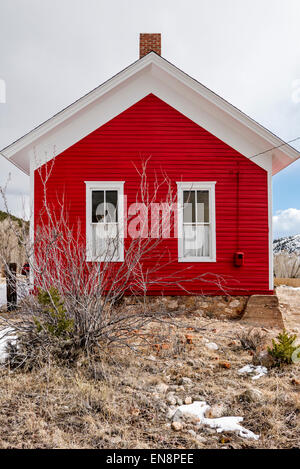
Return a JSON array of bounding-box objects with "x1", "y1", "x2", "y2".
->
[{"x1": 1, "y1": 52, "x2": 299, "y2": 175}]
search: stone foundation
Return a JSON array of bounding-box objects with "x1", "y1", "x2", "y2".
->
[
  {"x1": 124, "y1": 295, "x2": 248, "y2": 319},
  {"x1": 124, "y1": 293, "x2": 284, "y2": 328}
]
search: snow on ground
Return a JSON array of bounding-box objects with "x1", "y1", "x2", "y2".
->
[
  {"x1": 172, "y1": 401, "x2": 259, "y2": 440},
  {"x1": 0, "y1": 279, "x2": 28, "y2": 362},
  {"x1": 238, "y1": 365, "x2": 268, "y2": 380},
  {"x1": 205, "y1": 342, "x2": 218, "y2": 351},
  {"x1": 0, "y1": 327, "x2": 16, "y2": 363}
]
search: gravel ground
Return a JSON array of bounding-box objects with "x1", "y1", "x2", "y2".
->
[
  {"x1": 0, "y1": 286, "x2": 299, "y2": 448},
  {"x1": 277, "y1": 285, "x2": 300, "y2": 334}
]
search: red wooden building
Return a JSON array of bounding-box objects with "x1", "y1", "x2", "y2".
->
[{"x1": 2, "y1": 34, "x2": 299, "y2": 296}]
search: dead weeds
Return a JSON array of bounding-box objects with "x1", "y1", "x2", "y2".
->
[{"x1": 0, "y1": 313, "x2": 299, "y2": 449}]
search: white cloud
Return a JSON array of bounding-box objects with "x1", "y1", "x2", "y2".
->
[{"x1": 273, "y1": 208, "x2": 300, "y2": 239}]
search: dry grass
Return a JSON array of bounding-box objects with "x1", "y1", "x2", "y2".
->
[
  {"x1": 274, "y1": 278, "x2": 300, "y2": 287},
  {"x1": 0, "y1": 312, "x2": 299, "y2": 449},
  {"x1": 276, "y1": 285, "x2": 300, "y2": 335}
]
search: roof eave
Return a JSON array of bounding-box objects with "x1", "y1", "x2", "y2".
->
[{"x1": 1, "y1": 51, "x2": 300, "y2": 176}]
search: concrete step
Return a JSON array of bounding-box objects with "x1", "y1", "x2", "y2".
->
[{"x1": 240, "y1": 295, "x2": 284, "y2": 329}]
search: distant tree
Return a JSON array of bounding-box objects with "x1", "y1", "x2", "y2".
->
[{"x1": 274, "y1": 252, "x2": 300, "y2": 278}]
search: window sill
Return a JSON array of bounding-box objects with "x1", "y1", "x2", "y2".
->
[
  {"x1": 86, "y1": 257, "x2": 124, "y2": 263},
  {"x1": 178, "y1": 257, "x2": 216, "y2": 263}
]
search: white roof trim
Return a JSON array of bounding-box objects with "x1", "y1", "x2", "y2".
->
[{"x1": 1, "y1": 52, "x2": 299, "y2": 175}]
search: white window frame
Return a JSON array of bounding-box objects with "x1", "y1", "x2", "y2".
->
[
  {"x1": 85, "y1": 181, "x2": 125, "y2": 262},
  {"x1": 177, "y1": 181, "x2": 216, "y2": 262}
]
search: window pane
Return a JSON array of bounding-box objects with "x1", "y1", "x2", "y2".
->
[
  {"x1": 183, "y1": 224, "x2": 210, "y2": 258},
  {"x1": 92, "y1": 191, "x2": 104, "y2": 223},
  {"x1": 183, "y1": 224, "x2": 197, "y2": 257},
  {"x1": 183, "y1": 191, "x2": 195, "y2": 223},
  {"x1": 197, "y1": 190, "x2": 209, "y2": 223},
  {"x1": 106, "y1": 190, "x2": 118, "y2": 222},
  {"x1": 92, "y1": 224, "x2": 119, "y2": 258},
  {"x1": 195, "y1": 225, "x2": 210, "y2": 256}
]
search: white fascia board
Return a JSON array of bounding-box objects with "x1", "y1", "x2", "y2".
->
[
  {"x1": 12, "y1": 67, "x2": 156, "y2": 174},
  {"x1": 26, "y1": 69, "x2": 274, "y2": 174},
  {"x1": 1, "y1": 52, "x2": 299, "y2": 175},
  {"x1": 28, "y1": 155, "x2": 35, "y2": 285},
  {"x1": 256, "y1": 157, "x2": 273, "y2": 290},
  {"x1": 150, "y1": 63, "x2": 298, "y2": 174},
  {"x1": 1, "y1": 56, "x2": 154, "y2": 158},
  {"x1": 150, "y1": 55, "x2": 300, "y2": 163},
  {"x1": 268, "y1": 170, "x2": 273, "y2": 290}
]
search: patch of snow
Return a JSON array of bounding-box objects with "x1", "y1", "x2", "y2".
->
[
  {"x1": 147, "y1": 355, "x2": 157, "y2": 361},
  {"x1": 176, "y1": 401, "x2": 209, "y2": 420},
  {"x1": 173, "y1": 401, "x2": 259, "y2": 440},
  {"x1": 238, "y1": 364, "x2": 268, "y2": 380},
  {"x1": 279, "y1": 286, "x2": 300, "y2": 291},
  {"x1": 202, "y1": 416, "x2": 259, "y2": 440},
  {"x1": 0, "y1": 327, "x2": 17, "y2": 363},
  {"x1": 205, "y1": 342, "x2": 218, "y2": 351}
]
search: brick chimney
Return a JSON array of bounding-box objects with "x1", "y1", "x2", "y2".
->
[{"x1": 139, "y1": 33, "x2": 161, "y2": 58}]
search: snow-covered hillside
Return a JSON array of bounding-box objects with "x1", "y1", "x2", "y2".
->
[{"x1": 273, "y1": 234, "x2": 300, "y2": 254}]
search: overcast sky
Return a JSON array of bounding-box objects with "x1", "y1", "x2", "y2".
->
[{"x1": 0, "y1": 0, "x2": 300, "y2": 238}]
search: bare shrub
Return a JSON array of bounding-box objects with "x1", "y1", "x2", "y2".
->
[
  {"x1": 237, "y1": 328, "x2": 267, "y2": 351},
  {"x1": 0, "y1": 158, "x2": 233, "y2": 367},
  {"x1": 274, "y1": 252, "x2": 300, "y2": 279},
  {"x1": 0, "y1": 212, "x2": 29, "y2": 275}
]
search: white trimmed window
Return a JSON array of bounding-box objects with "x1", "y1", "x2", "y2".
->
[
  {"x1": 85, "y1": 181, "x2": 124, "y2": 262},
  {"x1": 177, "y1": 182, "x2": 216, "y2": 262}
]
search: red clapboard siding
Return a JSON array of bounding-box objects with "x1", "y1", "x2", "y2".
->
[{"x1": 34, "y1": 93, "x2": 270, "y2": 295}]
